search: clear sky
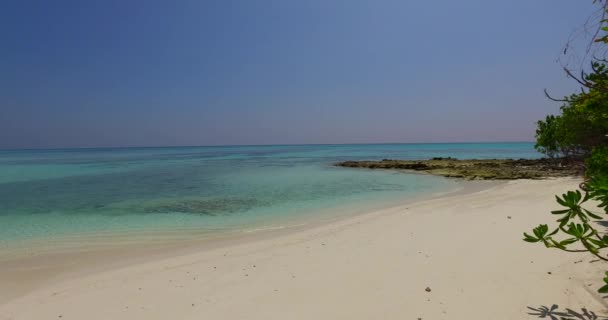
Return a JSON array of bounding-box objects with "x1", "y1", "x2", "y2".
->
[{"x1": 0, "y1": 0, "x2": 598, "y2": 148}]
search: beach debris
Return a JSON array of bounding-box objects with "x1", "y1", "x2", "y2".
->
[
  {"x1": 425, "y1": 287, "x2": 431, "y2": 292},
  {"x1": 547, "y1": 272, "x2": 552, "y2": 275},
  {"x1": 507, "y1": 216, "x2": 512, "y2": 219}
]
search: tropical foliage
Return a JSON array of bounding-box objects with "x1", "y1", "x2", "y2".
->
[
  {"x1": 524, "y1": 177, "x2": 608, "y2": 292},
  {"x1": 525, "y1": 0, "x2": 608, "y2": 293},
  {"x1": 534, "y1": 62, "x2": 608, "y2": 160}
]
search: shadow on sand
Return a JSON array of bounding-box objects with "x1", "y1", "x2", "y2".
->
[{"x1": 527, "y1": 305, "x2": 608, "y2": 320}]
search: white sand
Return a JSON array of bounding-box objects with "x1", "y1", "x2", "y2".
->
[{"x1": 1, "y1": 178, "x2": 607, "y2": 320}]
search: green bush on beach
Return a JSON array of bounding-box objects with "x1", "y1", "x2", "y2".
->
[
  {"x1": 534, "y1": 62, "x2": 608, "y2": 160},
  {"x1": 524, "y1": 0, "x2": 608, "y2": 293}
]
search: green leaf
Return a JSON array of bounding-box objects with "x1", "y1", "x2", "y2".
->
[
  {"x1": 583, "y1": 223, "x2": 591, "y2": 234},
  {"x1": 588, "y1": 238, "x2": 605, "y2": 248},
  {"x1": 533, "y1": 225, "x2": 549, "y2": 239},
  {"x1": 556, "y1": 195, "x2": 568, "y2": 207},
  {"x1": 558, "y1": 215, "x2": 570, "y2": 227},
  {"x1": 560, "y1": 238, "x2": 578, "y2": 246},
  {"x1": 566, "y1": 223, "x2": 581, "y2": 237},
  {"x1": 548, "y1": 228, "x2": 559, "y2": 236},
  {"x1": 550, "y1": 239, "x2": 565, "y2": 249},
  {"x1": 586, "y1": 241, "x2": 600, "y2": 254},
  {"x1": 523, "y1": 233, "x2": 539, "y2": 243},
  {"x1": 551, "y1": 209, "x2": 570, "y2": 215},
  {"x1": 568, "y1": 191, "x2": 578, "y2": 204},
  {"x1": 598, "y1": 284, "x2": 608, "y2": 294},
  {"x1": 577, "y1": 224, "x2": 584, "y2": 235},
  {"x1": 584, "y1": 209, "x2": 604, "y2": 220}
]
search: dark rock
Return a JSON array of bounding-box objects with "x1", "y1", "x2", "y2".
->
[{"x1": 334, "y1": 158, "x2": 583, "y2": 180}]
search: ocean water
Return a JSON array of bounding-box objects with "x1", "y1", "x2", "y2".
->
[{"x1": 0, "y1": 143, "x2": 541, "y2": 249}]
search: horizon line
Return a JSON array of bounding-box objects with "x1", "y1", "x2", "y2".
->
[{"x1": 0, "y1": 140, "x2": 536, "y2": 152}]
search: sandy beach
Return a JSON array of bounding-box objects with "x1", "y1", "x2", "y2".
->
[{"x1": 1, "y1": 178, "x2": 606, "y2": 320}]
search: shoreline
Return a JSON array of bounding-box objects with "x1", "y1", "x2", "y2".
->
[
  {"x1": 0, "y1": 178, "x2": 495, "y2": 303},
  {"x1": 2, "y1": 177, "x2": 606, "y2": 320}
]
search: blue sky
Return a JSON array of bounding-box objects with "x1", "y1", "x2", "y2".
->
[{"x1": 0, "y1": 0, "x2": 598, "y2": 148}]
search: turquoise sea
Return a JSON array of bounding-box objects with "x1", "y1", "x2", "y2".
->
[{"x1": 0, "y1": 142, "x2": 541, "y2": 250}]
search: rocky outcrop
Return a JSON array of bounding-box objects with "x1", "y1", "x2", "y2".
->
[{"x1": 335, "y1": 158, "x2": 584, "y2": 180}]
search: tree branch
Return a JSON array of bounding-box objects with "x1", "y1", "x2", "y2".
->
[{"x1": 543, "y1": 89, "x2": 569, "y2": 102}]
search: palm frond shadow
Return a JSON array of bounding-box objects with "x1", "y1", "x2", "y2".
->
[
  {"x1": 595, "y1": 220, "x2": 608, "y2": 228},
  {"x1": 527, "y1": 305, "x2": 608, "y2": 320}
]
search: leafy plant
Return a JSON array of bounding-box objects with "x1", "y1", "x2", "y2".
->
[
  {"x1": 524, "y1": 178, "x2": 608, "y2": 292},
  {"x1": 600, "y1": 271, "x2": 608, "y2": 294},
  {"x1": 527, "y1": 1, "x2": 608, "y2": 293},
  {"x1": 588, "y1": 146, "x2": 608, "y2": 177},
  {"x1": 535, "y1": 66, "x2": 608, "y2": 159}
]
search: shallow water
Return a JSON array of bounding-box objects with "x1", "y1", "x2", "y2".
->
[{"x1": 0, "y1": 143, "x2": 540, "y2": 249}]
